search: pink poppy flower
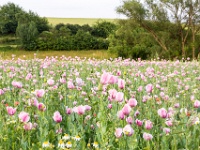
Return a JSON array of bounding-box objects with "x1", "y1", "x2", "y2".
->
[
  {"x1": 100, "y1": 72, "x2": 111, "y2": 85},
  {"x1": 108, "y1": 89, "x2": 117, "y2": 100},
  {"x1": 37, "y1": 103, "x2": 46, "y2": 112},
  {"x1": 53, "y1": 111, "x2": 62, "y2": 123},
  {"x1": 73, "y1": 105, "x2": 86, "y2": 115},
  {"x1": 60, "y1": 78, "x2": 66, "y2": 84},
  {"x1": 145, "y1": 120, "x2": 153, "y2": 130},
  {"x1": 84, "y1": 105, "x2": 91, "y2": 111},
  {"x1": 35, "y1": 89, "x2": 45, "y2": 98},
  {"x1": 23, "y1": 122, "x2": 33, "y2": 130},
  {"x1": 157, "y1": 108, "x2": 168, "y2": 118},
  {"x1": 194, "y1": 100, "x2": 200, "y2": 108},
  {"x1": 107, "y1": 104, "x2": 112, "y2": 109},
  {"x1": 115, "y1": 128, "x2": 123, "y2": 138},
  {"x1": 0, "y1": 89, "x2": 4, "y2": 95},
  {"x1": 12, "y1": 81, "x2": 22, "y2": 88},
  {"x1": 143, "y1": 132, "x2": 153, "y2": 141},
  {"x1": 165, "y1": 120, "x2": 173, "y2": 127},
  {"x1": 118, "y1": 79, "x2": 125, "y2": 89},
  {"x1": 145, "y1": 84, "x2": 153, "y2": 93},
  {"x1": 6, "y1": 106, "x2": 17, "y2": 116},
  {"x1": 66, "y1": 107, "x2": 72, "y2": 115},
  {"x1": 117, "y1": 110, "x2": 125, "y2": 120},
  {"x1": 122, "y1": 104, "x2": 132, "y2": 116},
  {"x1": 128, "y1": 98, "x2": 137, "y2": 107},
  {"x1": 67, "y1": 81, "x2": 75, "y2": 89},
  {"x1": 163, "y1": 128, "x2": 171, "y2": 134},
  {"x1": 135, "y1": 119, "x2": 143, "y2": 127},
  {"x1": 18, "y1": 111, "x2": 30, "y2": 123},
  {"x1": 47, "y1": 79, "x2": 54, "y2": 86},
  {"x1": 126, "y1": 116, "x2": 133, "y2": 124},
  {"x1": 115, "y1": 92, "x2": 124, "y2": 102},
  {"x1": 123, "y1": 124, "x2": 134, "y2": 136},
  {"x1": 108, "y1": 75, "x2": 118, "y2": 84}
]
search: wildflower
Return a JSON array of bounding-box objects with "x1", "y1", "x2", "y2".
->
[
  {"x1": 73, "y1": 105, "x2": 85, "y2": 115},
  {"x1": 163, "y1": 128, "x2": 171, "y2": 135},
  {"x1": 117, "y1": 110, "x2": 125, "y2": 120},
  {"x1": 118, "y1": 79, "x2": 125, "y2": 89},
  {"x1": 67, "y1": 81, "x2": 75, "y2": 89},
  {"x1": 157, "y1": 108, "x2": 168, "y2": 118},
  {"x1": 144, "y1": 120, "x2": 153, "y2": 130},
  {"x1": 62, "y1": 134, "x2": 70, "y2": 140},
  {"x1": 0, "y1": 89, "x2": 4, "y2": 95},
  {"x1": 108, "y1": 89, "x2": 117, "y2": 100},
  {"x1": 47, "y1": 78, "x2": 54, "y2": 86},
  {"x1": 115, "y1": 128, "x2": 123, "y2": 138},
  {"x1": 58, "y1": 139, "x2": 65, "y2": 149},
  {"x1": 18, "y1": 111, "x2": 30, "y2": 123},
  {"x1": 126, "y1": 116, "x2": 133, "y2": 124},
  {"x1": 100, "y1": 72, "x2": 111, "y2": 85},
  {"x1": 66, "y1": 107, "x2": 72, "y2": 115},
  {"x1": 73, "y1": 135, "x2": 81, "y2": 141},
  {"x1": 145, "y1": 84, "x2": 153, "y2": 93},
  {"x1": 93, "y1": 141, "x2": 99, "y2": 149},
  {"x1": 128, "y1": 98, "x2": 137, "y2": 107},
  {"x1": 34, "y1": 89, "x2": 45, "y2": 98},
  {"x1": 107, "y1": 104, "x2": 112, "y2": 109},
  {"x1": 123, "y1": 124, "x2": 134, "y2": 136},
  {"x1": 42, "y1": 141, "x2": 50, "y2": 148},
  {"x1": 121, "y1": 104, "x2": 132, "y2": 116},
  {"x1": 143, "y1": 132, "x2": 153, "y2": 141},
  {"x1": 135, "y1": 119, "x2": 143, "y2": 127},
  {"x1": 108, "y1": 75, "x2": 118, "y2": 84},
  {"x1": 37, "y1": 103, "x2": 46, "y2": 112},
  {"x1": 53, "y1": 111, "x2": 62, "y2": 123},
  {"x1": 115, "y1": 92, "x2": 124, "y2": 102},
  {"x1": 165, "y1": 120, "x2": 173, "y2": 127},
  {"x1": 194, "y1": 100, "x2": 200, "y2": 108},
  {"x1": 12, "y1": 81, "x2": 22, "y2": 88},
  {"x1": 6, "y1": 106, "x2": 17, "y2": 116},
  {"x1": 66, "y1": 141, "x2": 72, "y2": 148},
  {"x1": 23, "y1": 122, "x2": 33, "y2": 130}
]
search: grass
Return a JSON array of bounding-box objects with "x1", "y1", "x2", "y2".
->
[
  {"x1": 0, "y1": 50, "x2": 116, "y2": 60},
  {"x1": 47, "y1": 17, "x2": 117, "y2": 26}
]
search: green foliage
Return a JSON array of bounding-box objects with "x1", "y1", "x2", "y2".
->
[
  {"x1": 0, "y1": 2, "x2": 49, "y2": 36},
  {"x1": 0, "y1": 3, "x2": 25, "y2": 34},
  {"x1": 91, "y1": 21, "x2": 117, "y2": 38},
  {"x1": 16, "y1": 21, "x2": 38, "y2": 50}
]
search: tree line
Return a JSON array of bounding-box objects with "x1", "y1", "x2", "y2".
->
[
  {"x1": 1, "y1": 1, "x2": 200, "y2": 60},
  {"x1": 0, "y1": 3, "x2": 117, "y2": 50},
  {"x1": 110, "y1": 0, "x2": 200, "y2": 60}
]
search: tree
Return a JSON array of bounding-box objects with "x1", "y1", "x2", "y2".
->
[
  {"x1": 16, "y1": 21, "x2": 38, "y2": 50},
  {"x1": 117, "y1": 0, "x2": 200, "y2": 59},
  {"x1": 91, "y1": 21, "x2": 117, "y2": 38},
  {"x1": 0, "y1": 2, "x2": 25, "y2": 34},
  {"x1": 117, "y1": 0, "x2": 169, "y2": 53},
  {"x1": 186, "y1": 0, "x2": 200, "y2": 59}
]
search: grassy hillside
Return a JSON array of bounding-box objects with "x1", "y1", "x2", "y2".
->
[
  {"x1": 0, "y1": 50, "x2": 116, "y2": 60},
  {"x1": 47, "y1": 17, "x2": 117, "y2": 26}
]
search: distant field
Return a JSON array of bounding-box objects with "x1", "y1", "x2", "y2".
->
[
  {"x1": 47, "y1": 17, "x2": 117, "y2": 26},
  {"x1": 0, "y1": 50, "x2": 116, "y2": 60}
]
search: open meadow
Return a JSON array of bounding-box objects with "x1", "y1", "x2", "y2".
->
[
  {"x1": 0, "y1": 50, "x2": 116, "y2": 60},
  {"x1": 47, "y1": 18, "x2": 116, "y2": 26},
  {"x1": 0, "y1": 55, "x2": 199, "y2": 149}
]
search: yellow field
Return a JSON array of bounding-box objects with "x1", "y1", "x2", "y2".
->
[
  {"x1": 47, "y1": 17, "x2": 117, "y2": 26},
  {"x1": 0, "y1": 50, "x2": 116, "y2": 60}
]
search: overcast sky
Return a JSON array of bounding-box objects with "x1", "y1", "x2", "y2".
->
[{"x1": 0, "y1": 0, "x2": 125, "y2": 18}]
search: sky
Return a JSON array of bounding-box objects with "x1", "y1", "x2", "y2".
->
[{"x1": 0, "y1": 0, "x2": 125, "y2": 18}]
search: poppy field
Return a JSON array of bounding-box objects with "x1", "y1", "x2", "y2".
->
[{"x1": 0, "y1": 56, "x2": 200, "y2": 150}]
